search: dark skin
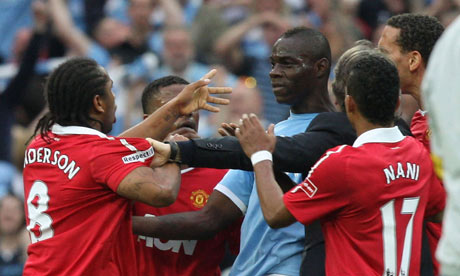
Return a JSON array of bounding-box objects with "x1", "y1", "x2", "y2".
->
[{"x1": 133, "y1": 34, "x2": 334, "y2": 240}]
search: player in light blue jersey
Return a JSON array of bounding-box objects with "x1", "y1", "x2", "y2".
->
[{"x1": 133, "y1": 27, "x2": 334, "y2": 275}]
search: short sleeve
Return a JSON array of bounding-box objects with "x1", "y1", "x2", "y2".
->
[
  {"x1": 214, "y1": 169, "x2": 254, "y2": 214},
  {"x1": 283, "y1": 146, "x2": 350, "y2": 226},
  {"x1": 90, "y1": 137, "x2": 154, "y2": 192},
  {"x1": 425, "y1": 171, "x2": 446, "y2": 217}
]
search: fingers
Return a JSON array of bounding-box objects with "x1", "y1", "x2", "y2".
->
[
  {"x1": 218, "y1": 123, "x2": 237, "y2": 137},
  {"x1": 267, "y1": 124, "x2": 275, "y2": 135},
  {"x1": 207, "y1": 87, "x2": 232, "y2": 94},
  {"x1": 200, "y1": 69, "x2": 217, "y2": 80},
  {"x1": 186, "y1": 79, "x2": 211, "y2": 93},
  {"x1": 207, "y1": 96, "x2": 230, "y2": 105},
  {"x1": 202, "y1": 104, "x2": 220, "y2": 113}
]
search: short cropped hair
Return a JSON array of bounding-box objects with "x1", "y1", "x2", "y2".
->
[
  {"x1": 141, "y1": 76, "x2": 189, "y2": 114},
  {"x1": 346, "y1": 51, "x2": 400, "y2": 126},
  {"x1": 387, "y1": 14, "x2": 444, "y2": 65},
  {"x1": 332, "y1": 40, "x2": 374, "y2": 111}
]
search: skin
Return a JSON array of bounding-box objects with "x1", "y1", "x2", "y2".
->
[
  {"x1": 86, "y1": 68, "x2": 231, "y2": 207},
  {"x1": 133, "y1": 33, "x2": 334, "y2": 242},
  {"x1": 270, "y1": 36, "x2": 334, "y2": 114},
  {"x1": 378, "y1": 26, "x2": 425, "y2": 107},
  {"x1": 234, "y1": 88, "x2": 398, "y2": 228}
]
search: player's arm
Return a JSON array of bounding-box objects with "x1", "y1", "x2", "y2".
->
[
  {"x1": 235, "y1": 114, "x2": 297, "y2": 228},
  {"x1": 156, "y1": 112, "x2": 356, "y2": 173},
  {"x1": 132, "y1": 190, "x2": 243, "y2": 239},
  {"x1": 48, "y1": 0, "x2": 92, "y2": 56},
  {"x1": 119, "y1": 70, "x2": 231, "y2": 141},
  {"x1": 117, "y1": 163, "x2": 181, "y2": 207}
]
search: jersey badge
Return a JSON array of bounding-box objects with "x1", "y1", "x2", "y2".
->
[
  {"x1": 190, "y1": 189, "x2": 209, "y2": 208},
  {"x1": 292, "y1": 179, "x2": 318, "y2": 198}
]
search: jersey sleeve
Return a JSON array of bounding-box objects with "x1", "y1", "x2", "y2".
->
[
  {"x1": 283, "y1": 146, "x2": 350, "y2": 226},
  {"x1": 214, "y1": 169, "x2": 254, "y2": 214},
  {"x1": 90, "y1": 137, "x2": 154, "y2": 192},
  {"x1": 425, "y1": 171, "x2": 446, "y2": 217}
]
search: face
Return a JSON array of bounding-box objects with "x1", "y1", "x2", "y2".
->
[
  {"x1": 101, "y1": 74, "x2": 117, "y2": 134},
  {"x1": 129, "y1": 0, "x2": 154, "y2": 28},
  {"x1": 94, "y1": 18, "x2": 129, "y2": 49},
  {"x1": 269, "y1": 37, "x2": 316, "y2": 105},
  {"x1": 149, "y1": 84, "x2": 199, "y2": 138},
  {"x1": 163, "y1": 29, "x2": 194, "y2": 73},
  {"x1": 378, "y1": 26, "x2": 411, "y2": 93},
  {"x1": 0, "y1": 196, "x2": 24, "y2": 235}
]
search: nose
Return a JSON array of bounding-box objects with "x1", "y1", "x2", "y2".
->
[{"x1": 269, "y1": 64, "x2": 282, "y2": 79}]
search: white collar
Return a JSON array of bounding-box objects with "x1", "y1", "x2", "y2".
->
[
  {"x1": 51, "y1": 124, "x2": 114, "y2": 140},
  {"x1": 353, "y1": 126, "x2": 404, "y2": 148}
]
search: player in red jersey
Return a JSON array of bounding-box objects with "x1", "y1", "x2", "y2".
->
[
  {"x1": 133, "y1": 76, "x2": 240, "y2": 275},
  {"x1": 22, "y1": 58, "x2": 231, "y2": 276},
  {"x1": 235, "y1": 51, "x2": 445, "y2": 275},
  {"x1": 378, "y1": 14, "x2": 445, "y2": 274}
]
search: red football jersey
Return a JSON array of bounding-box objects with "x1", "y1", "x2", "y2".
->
[
  {"x1": 134, "y1": 167, "x2": 241, "y2": 276},
  {"x1": 411, "y1": 109, "x2": 442, "y2": 275},
  {"x1": 284, "y1": 127, "x2": 445, "y2": 276},
  {"x1": 22, "y1": 125, "x2": 154, "y2": 276},
  {"x1": 411, "y1": 110, "x2": 431, "y2": 149}
]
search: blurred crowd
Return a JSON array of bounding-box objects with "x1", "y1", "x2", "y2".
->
[{"x1": 0, "y1": 0, "x2": 458, "y2": 274}]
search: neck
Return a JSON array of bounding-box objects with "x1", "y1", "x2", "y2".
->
[
  {"x1": 353, "y1": 117, "x2": 393, "y2": 137},
  {"x1": 291, "y1": 85, "x2": 335, "y2": 114},
  {"x1": 405, "y1": 68, "x2": 425, "y2": 108}
]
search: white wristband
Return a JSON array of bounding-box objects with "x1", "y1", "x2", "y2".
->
[{"x1": 251, "y1": 150, "x2": 273, "y2": 166}]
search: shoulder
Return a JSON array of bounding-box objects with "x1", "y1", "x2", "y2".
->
[{"x1": 307, "y1": 112, "x2": 351, "y2": 130}]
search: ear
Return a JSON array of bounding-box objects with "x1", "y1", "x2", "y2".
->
[
  {"x1": 93, "y1": 94, "x2": 105, "y2": 114},
  {"x1": 344, "y1": 94, "x2": 356, "y2": 115},
  {"x1": 395, "y1": 94, "x2": 401, "y2": 114},
  {"x1": 408, "y1": 51, "x2": 423, "y2": 72},
  {"x1": 315, "y1": 57, "x2": 330, "y2": 78}
]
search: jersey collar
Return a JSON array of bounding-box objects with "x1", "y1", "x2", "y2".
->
[
  {"x1": 51, "y1": 124, "x2": 114, "y2": 140},
  {"x1": 353, "y1": 126, "x2": 404, "y2": 148}
]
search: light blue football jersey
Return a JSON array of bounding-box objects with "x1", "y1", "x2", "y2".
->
[{"x1": 215, "y1": 112, "x2": 318, "y2": 276}]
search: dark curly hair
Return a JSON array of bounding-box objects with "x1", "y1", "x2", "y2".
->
[
  {"x1": 387, "y1": 14, "x2": 444, "y2": 65},
  {"x1": 32, "y1": 57, "x2": 110, "y2": 142},
  {"x1": 141, "y1": 76, "x2": 189, "y2": 115},
  {"x1": 346, "y1": 51, "x2": 400, "y2": 126}
]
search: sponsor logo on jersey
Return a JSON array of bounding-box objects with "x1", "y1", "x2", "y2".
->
[
  {"x1": 190, "y1": 189, "x2": 209, "y2": 208},
  {"x1": 122, "y1": 147, "x2": 154, "y2": 164},
  {"x1": 291, "y1": 179, "x2": 318, "y2": 198}
]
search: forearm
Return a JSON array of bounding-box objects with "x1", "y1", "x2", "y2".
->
[
  {"x1": 214, "y1": 16, "x2": 259, "y2": 56},
  {"x1": 253, "y1": 161, "x2": 288, "y2": 227},
  {"x1": 49, "y1": 0, "x2": 90, "y2": 55},
  {"x1": 3, "y1": 32, "x2": 44, "y2": 104},
  {"x1": 120, "y1": 99, "x2": 181, "y2": 140},
  {"x1": 177, "y1": 137, "x2": 254, "y2": 170},
  {"x1": 132, "y1": 211, "x2": 223, "y2": 240}
]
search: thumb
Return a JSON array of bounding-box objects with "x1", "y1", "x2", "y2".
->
[{"x1": 267, "y1": 124, "x2": 275, "y2": 136}]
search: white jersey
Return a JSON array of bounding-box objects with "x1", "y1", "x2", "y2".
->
[{"x1": 422, "y1": 15, "x2": 460, "y2": 276}]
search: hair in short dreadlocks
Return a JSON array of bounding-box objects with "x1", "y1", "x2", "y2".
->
[{"x1": 32, "y1": 57, "x2": 110, "y2": 142}]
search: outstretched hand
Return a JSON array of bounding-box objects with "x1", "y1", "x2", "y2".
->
[
  {"x1": 173, "y1": 69, "x2": 232, "y2": 115},
  {"x1": 235, "y1": 114, "x2": 276, "y2": 158}
]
